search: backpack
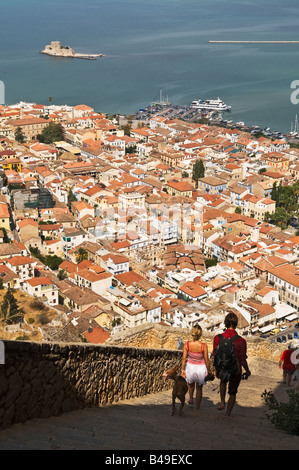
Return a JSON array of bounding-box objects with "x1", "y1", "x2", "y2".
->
[{"x1": 213, "y1": 334, "x2": 240, "y2": 381}]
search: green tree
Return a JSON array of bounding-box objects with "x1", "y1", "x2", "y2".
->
[
  {"x1": 270, "y1": 180, "x2": 299, "y2": 215},
  {"x1": 126, "y1": 145, "x2": 137, "y2": 154},
  {"x1": 67, "y1": 188, "x2": 77, "y2": 209},
  {"x1": 205, "y1": 257, "x2": 218, "y2": 268},
  {"x1": 14, "y1": 126, "x2": 26, "y2": 143},
  {"x1": 0, "y1": 171, "x2": 7, "y2": 187},
  {"x1": 271, "y1": 181, "x2": 278, "y2": 202},
  {"x1": 265, "y1": 207, "x2": 291, "y2": 229},
  {"x1": 121, "y1": 123, "x2": 132, "y2": 136},
  {"x1": 57, "y1": 269, "x2": 68, "y2": 280},
  {"x1": 37, "y1": 122, "x2": 64, "y2": 144},
  {"x1": 29, "y1": 246, "x2": 63, "y2": 270},
  {"x1": 235, "y1": 206, "x2": 242, "y2": 214},
  {"x1": 44, "y1": 255, "x2": 64, "y2": 270},
  {"x1": 76, "y1": 247, "x2": 88, "y2": 263},
  {"x1": 0, "y1": 288, "x2": 22, "y2": 324},
  {"x1": 192, "y1": 159, "x2": 205, "y2": 188},
  {"x1": 0, "y1": 227, "x2": 9, "y2": 243}
]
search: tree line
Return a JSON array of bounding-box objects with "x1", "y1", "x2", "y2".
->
[{"x1": 265, "y1": 180, "x2": 299, "y2": 229}]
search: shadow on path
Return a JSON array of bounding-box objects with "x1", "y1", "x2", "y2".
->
[{"x1": 0, "y1": 359, "x2": 298, "y2": 450}]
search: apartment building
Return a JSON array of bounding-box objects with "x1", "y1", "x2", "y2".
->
[
  {"x1": 25, "y1": 276, "x2": 59, "y2": 306},
  {"x1": 197, "y1": 176, "x2": 227, "y2": 195},
  {"x1": 62, "y1": 228, "x2": 89, "y2": 258},
  {"x1": 100, "y1": 253, "x2": 130, "y2": 275},
  {"x1": 113, "y1": 294, "x2": 161, "y2": 330},
  {"x1": 8, "y1": 117, "x2": 49, "y2": 141},
  {"x1": 268, "y1": 264, "x2": 299, "y2": 311},
  {"x1": 166, "y1": 179, "x2": 194, "y2": 198},
  {"x1": 6, "y1": 256, "x2": 37, "y2": 285},
  {"x1": 242, "y1": 194, "x2": 276, "y2": 221},
  {"x1": 72, "y1": 268, "x2": 112, "y2": 296}
]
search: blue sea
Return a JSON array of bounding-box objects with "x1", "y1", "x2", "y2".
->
[{"x1": 1, "y1": 0, "x2": 299, "y2": 133}]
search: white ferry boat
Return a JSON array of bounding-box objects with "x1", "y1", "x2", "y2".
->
[{"x1": 191, "y1": 97, "x2": 231, "y2": 111}]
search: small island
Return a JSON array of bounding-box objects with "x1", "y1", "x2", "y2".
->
[{"x1": 40, "y1": 41, "x2": 104, "y2": 60}]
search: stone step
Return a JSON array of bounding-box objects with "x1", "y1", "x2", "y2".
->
[{"x1": 0, "y1": 360, "x2": 298, "y2": 450}]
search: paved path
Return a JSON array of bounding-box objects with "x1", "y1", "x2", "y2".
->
[{"x1": 0, "y1": 358, "x2": 298, "y2": 450}]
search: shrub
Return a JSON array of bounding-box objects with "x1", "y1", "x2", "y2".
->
[
  {"x1": 262, "y1": 389, "x2": 299, "y2": 436},
  {"x1": 15, "y1": 335, "x2": 30, "y2": 341},
  {"x1": 29, "y1": 299, "x2": 47, "y2": 311},
  {"x1": 37, "y1": 311, "x2": 50, "y2": 325}
]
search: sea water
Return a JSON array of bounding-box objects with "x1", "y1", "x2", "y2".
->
[{"x1": 1, "y1": 0, "x2": 299, "y2": 133}]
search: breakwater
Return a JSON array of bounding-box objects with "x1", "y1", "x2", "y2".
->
[{"x1": 209, "y1": 40, "x2": 299, "y2": 44}]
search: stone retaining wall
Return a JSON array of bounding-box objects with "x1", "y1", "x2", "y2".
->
[
  {"x1": 0, "y1": 340, "x2": 181, "y2": 429},
  {"x1": 108, "y1": 324, "x2": 287, "y2": 362},
  {"x1": 0, "y1": 329, "x2": 289, "y2": 429}
]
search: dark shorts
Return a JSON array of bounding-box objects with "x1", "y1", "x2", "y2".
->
[
  {"x1": 283, "y1": 368, "x2": 296, "y2": 375},
  {"x1": 217, "y1": 373, "x2": 242, "y2": 395},
  {"x1": 227, "y1": 373, "x2": 242, "y2": 395}
]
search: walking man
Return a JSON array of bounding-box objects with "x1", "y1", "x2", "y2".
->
[{"x1": 213, "y1": 311, "x2": 251, "y2": 417}]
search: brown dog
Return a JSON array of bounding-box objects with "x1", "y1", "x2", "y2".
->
[{"x1": 162, "y1": 365, "x2": 188, "y2": 416}]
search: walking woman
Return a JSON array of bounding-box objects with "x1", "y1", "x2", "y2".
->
[{"x1": 181, "y1": 324, "x2": 210, "y2": 409}]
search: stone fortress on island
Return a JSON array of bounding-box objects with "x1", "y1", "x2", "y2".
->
[{"x1": 40, "y1": 41, "x2": 104, "y2": 60}]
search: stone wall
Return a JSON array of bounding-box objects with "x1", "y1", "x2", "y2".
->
[{"x1": 0, "y1": 340, "x2": 181, "y2": 429}]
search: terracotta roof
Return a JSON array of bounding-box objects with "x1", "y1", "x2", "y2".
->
[
  {"x1": 7, "y1": 256, "x2": 35, "y2": 266},
  {"x1": 179, "y1": 281, "x2": 207, "y2": 298},
  {"x1": 26, "y1": 276, "x2": 54, "y2": 287},
  {"x1": 9, "y1": 117, "x2": 48, "y2": 126},
  {"x1": 167, "y1": 179, "x2": 193, "y2": 192},
  {"x1": 83, "y1": 326, "x2": 110, "y2": 344},
  {"x1": 0, "y1": 203, "x2": 10, "y2": 219},
  {"x1": 267, "y1": 264, "x2": 299, "y2": 288},
  {"x1": 114, "y1": 270, "x2": 144, "y2": 286},
  {"x1": 101, "y1": 253, "x2": 129, "y2": 264}
]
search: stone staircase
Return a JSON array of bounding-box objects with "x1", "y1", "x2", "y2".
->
[{"x1": 0, "y1": 358, "x2": 298, "y2": 450}]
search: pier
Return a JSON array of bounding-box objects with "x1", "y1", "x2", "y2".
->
[{"x1": 209, "y1": 40, "x2": 299, "y2": 44}]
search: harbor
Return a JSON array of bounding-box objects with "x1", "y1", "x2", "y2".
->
[
  {"x1": 131, "y1": 92, "x2": 229, "y2": 123},
  {"x1": 129, "y1": 93, "x2": 299, "y2": 147}
]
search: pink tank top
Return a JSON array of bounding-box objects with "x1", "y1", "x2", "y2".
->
[{"x1": 186, "y1": 341, "x2": 205, "y2": 365}]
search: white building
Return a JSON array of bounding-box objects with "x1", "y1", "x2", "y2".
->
[
  {"x1": 100, "y1": 253, "x2": 130, "y2": 275},
  {"x1": 72, "y1": 268, "x2": 112, "y2": 296},
  {"x1": 62, "y1": 229, "x2": 89, "y2": 259},
  {"x1": 6, "y1": 256, "x2": 37, "y2": 285},
  {"x1": 25, "y1": 276, "x2": 59, "y2": 306}
]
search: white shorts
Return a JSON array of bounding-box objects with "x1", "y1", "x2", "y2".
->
[{"x1": 185, "y1": 362, "x2": 208, "y2": 386}]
